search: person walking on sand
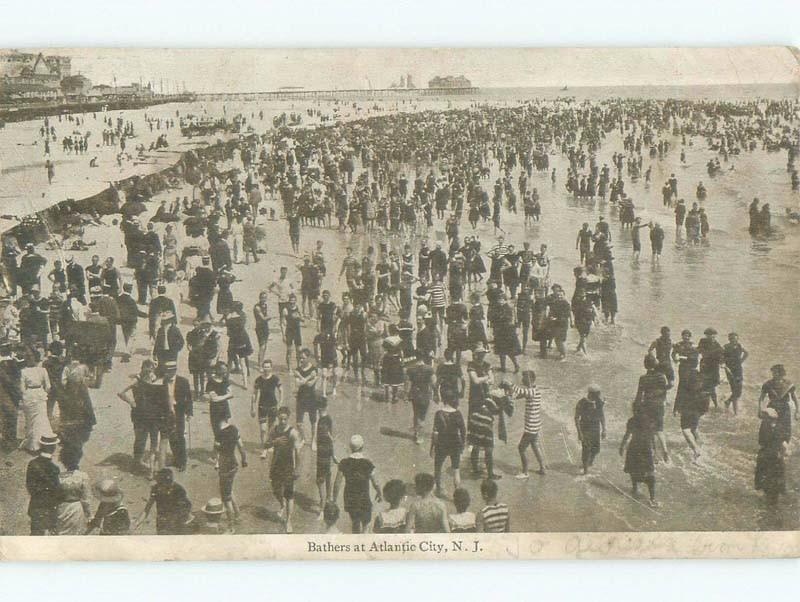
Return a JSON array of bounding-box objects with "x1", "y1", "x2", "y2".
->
[
  {"x1": 431, "y1": 370, "x2": 466, "y2": 497},
  {"x1": 514, "y1": 370, "x2": 547, "y2": 478},
  {"x1": 333, "y1": 434, "x2": 381, "y2": 534},
  {"x1": 215, "y1": 418, "x2": 247, "y2": 533},
  {"x1": 266, "y1": 407, "x2": 301, "y2": 533},
  {"x1": 26, "y1": 434, "x2": 60, "y2": 535},
  {"x1": 251, "y1": 359, "x2": 281, "y2": 459}
]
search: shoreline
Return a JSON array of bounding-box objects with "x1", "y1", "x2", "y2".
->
[
  {"x1": 0, "y1": 94, "x2": 196, "y2": 124},
  {"x1": 2, "y1": 132, "x2": 247, "y2": 246}
]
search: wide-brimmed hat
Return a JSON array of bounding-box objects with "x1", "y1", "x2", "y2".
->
[
  {"x1": 38, "y1": 434, "x2": 59, "y2": 447},
  {"x1": 587, "y1": 384, "x2": 601, "y2": 395},
  {"x1": 203, "y1": 498, "x2": 225, "y2": 516},
  {"x1": 160, "y1": 311, "x2": 176, "y2": 321},
  {"x1": 704, "y1": 327, "x2": 717, "y2": 336},
  {"x1": 472, "y1": 342, "x2": 488, "y2": 355},
  {"x1": 96, "y1": 478, "x2": 123, "y2": 503}
]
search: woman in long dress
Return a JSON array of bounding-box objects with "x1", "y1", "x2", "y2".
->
[
  {"x1": 55, "y1": 445, "x2": 92, "y2": 535},
  {"x1": 225, "y1": 301, "x2": 253, "y2": 388},
  {"x1": 20, "y1": 348, "x2": 53, "y2": 453},
  {"x1": 381, "y1": 327, "x2": 405, "y2": 404},
  {"x1": 162, "y1": 224, "x2": 180, "y2": 271},
  {"x1": 58, "y1": 360, "x2": 96, "y2": 467},
  {"x1": 491, "y1": 295, "x2": 521, "y2": 373},
  {"x1": 620, "y1": 402, "x2": 658, "y2": 507}
]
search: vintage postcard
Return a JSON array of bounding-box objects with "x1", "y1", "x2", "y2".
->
[{"x1": 0, "y1": 47, "x2": 798, "y2": 560}]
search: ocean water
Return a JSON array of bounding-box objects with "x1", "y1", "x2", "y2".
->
[{"x1": 480, "y1": 83, "x2": 800, "y2": 101}]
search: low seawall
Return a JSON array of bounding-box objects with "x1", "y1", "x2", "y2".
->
[{"x1": 0, "y1": 94, "x2": 196, "y2": 124}]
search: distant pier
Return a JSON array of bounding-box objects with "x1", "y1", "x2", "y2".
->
[{"x1": 195, "y1": 87, "x2": 481, "y2": 102}]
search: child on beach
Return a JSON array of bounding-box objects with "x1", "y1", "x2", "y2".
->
[
  {"x1": 373, "y1": 479, "x2": 408, "y2": 534},
  {"x1": 448, "y1": 487, "x2": 477, "y2": 533},
  {"x1": 477, "y1": 479, "x2": 510, "y2": 532}
]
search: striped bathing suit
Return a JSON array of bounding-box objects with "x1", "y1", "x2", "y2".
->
[
  {"x1": 428, "y1": 282, "x2": 447, "y2": 308},
  {"x1": 514, "y1": 385, "x2": 543, "y2": 435},
  {"x1": 480, "y1": 503, "x2": 510, "y2": 532}
]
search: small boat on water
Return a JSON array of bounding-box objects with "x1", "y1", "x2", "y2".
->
[{"x1": 561, "y1": 85, "x2": 568, "y2": 91}]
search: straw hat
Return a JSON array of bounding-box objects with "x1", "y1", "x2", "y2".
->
[
  {"x1": 203, "y1": 498, "x2": 225, "y2": 516},
  {"x1": 38, "y1": 434, "x2": 59, "y2": 447},
  {"x1": 96, "y1": 479, "x2": 123, "y2": 503}
]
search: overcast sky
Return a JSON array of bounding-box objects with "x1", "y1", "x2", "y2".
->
[{"x1": 26, "y1": 47, "x2": 800, "y2": 92}]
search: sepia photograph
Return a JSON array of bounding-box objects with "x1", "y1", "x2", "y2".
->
[{"x1": 0, "y1": 46, "x2": 798, "y2": 560}]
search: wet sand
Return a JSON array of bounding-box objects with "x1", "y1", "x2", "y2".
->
[{"x1": 0, "y1": 96, "x2": 798, "y2": 535}]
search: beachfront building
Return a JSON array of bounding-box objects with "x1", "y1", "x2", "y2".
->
[
  {"x1": 113, "y1": 83, "x2": 155, "y2": 98},
  {"x1": 1, "y1": 50, "x2": 71, "y2": 101},
  {"x1": 428, "y1": 75, "x2": 472, "y2": 89},
  {"x1": 60, "y1": 75, "x2": 93, "y2": 99}
]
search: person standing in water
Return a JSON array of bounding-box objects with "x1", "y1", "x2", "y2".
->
[
  {"x1": 649, "y1": 326, "x2": 675, "y2": 387},
  {"x1": 576, "y1": 223, "x2": 593, "y2": 265},
  {"x1": 574, "y1": 385, "x2": 606, "y2": 475},
  {"x1": 748, "y1": 198, "x2": 761, "y2": 236},
  {"x1": 620, "y1": 402, "x2": 659, "y2": 507},
  {"x1": 758, "y1": 364, "x2": 798, "y2": 445},
  {"x1": 674, "y1": 199, "x2": 686, "y2": 231},
  {"x1": 697, "y1": 328, "x2": 724, "y2": 409},
  {"x1": 754, "y1": 408, "x2": 789, "y2": 505},
  {"x1": 722, "y1": 332, "x2": 748, "y2": 415},
  {"x1": 672, "y1": 356, "x2": 707, "y2": 461},
  {"x1": 635, "y1": 354, "x2": 671, "y2": 462},
  {"x1": 630, "y1": 218, "x2": 650, "y2": 260},
  {"x1": 649, "y1": 222, "x2": 665, "y2": 261}
]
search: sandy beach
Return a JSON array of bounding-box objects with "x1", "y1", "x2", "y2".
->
[{"x1": 0, "y1": 93, "x2": 798, "y2": 536}]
